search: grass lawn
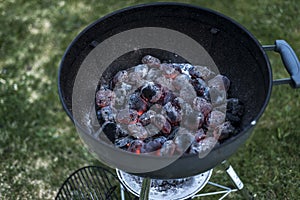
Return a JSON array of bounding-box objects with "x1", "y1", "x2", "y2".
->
[{"x1": 0, "y1": 0, "x2": 299, "y2": 199}]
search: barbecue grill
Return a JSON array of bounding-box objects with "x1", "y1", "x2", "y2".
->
[{"x1": 57, "y1": 2, "x2": 300, "y2": 199}]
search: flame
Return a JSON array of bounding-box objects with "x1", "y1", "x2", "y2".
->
[
  {"x1": 137, "y1": 110, "x2": 144, "y2": 116},
  {"x1": 136, "y1": 149, "x2": 141, "y2": 154},
  {"x1": 155, "y1": 150, "x2": 161, "y2": 156}
]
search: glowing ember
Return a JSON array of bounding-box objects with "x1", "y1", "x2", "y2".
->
[{"x1": 95, "y1": 55, "x2": 244, "y2": 156}]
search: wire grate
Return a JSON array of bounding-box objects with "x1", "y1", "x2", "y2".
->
[{"x1": 56, "y1": 166, "x2": 137, "y2": 200}]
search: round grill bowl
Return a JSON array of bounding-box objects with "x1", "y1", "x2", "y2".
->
[{"x1": 58, "y1": 3, "x2": 272, "y2": 179}]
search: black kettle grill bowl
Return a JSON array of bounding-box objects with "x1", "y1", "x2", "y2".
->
[{"x1": 58, "y1": 3, "x2": 272, "y2": 179}]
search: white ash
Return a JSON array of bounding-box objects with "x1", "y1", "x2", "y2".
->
[{"x1": 95, "y1": 54, "x2": 243, "y2": 157}]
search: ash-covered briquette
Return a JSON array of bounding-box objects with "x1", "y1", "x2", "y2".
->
[
  {"x1": 190, "y1": 78, "x2": 207, "y2": 96},
  {"x1": 226, "y1": 98, "x2": 244, "y2": 126},
  {"x1": 96, "y1": 106, "x2": 116, "y2": 125},
  {"x1": 95, "y1": 54, "x2": 244, "y2": 156},
  {"x1": 140, "y1": 82, "x2": 163, "y2": 103},
  {"x1": 95, "y1": 86, "x2": 115, "y2": 107}
]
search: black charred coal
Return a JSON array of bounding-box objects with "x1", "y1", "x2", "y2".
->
[
  {"x1": 140, "y1": 82, "x2": 163, "y2": 103},
  {"x1": 190, "y1": 78, "x2": 207, "y2": 96},
  {"x1": 222, "y1": 75, "x2": 231, "y2": 91},
  {"x1": 128, "y1": 140, "x2": 145, "y2": 153},
  {"x1": 96, "y1": 106, "x2": 116, "y2": 125},
  {"x1": 144, "y1": 136, "x2": 167, "y2": 152},
  {"x1": 101, "y1": 122, "x2": 128, "y2": 143},
  {"x1": 139, "y1": 110, "x2": 156, "y2": 126},
  {"x1": 128, "y1": 92, "x2": 148, "y2": 113},
  {"x1": 218, "y1": 122, "x2": 236, "y2": 141},
  {"x1": 167, "y1": 126, "x2": 179, "y2": 140},
  {"x1": 226, "y1": 98, "x2": 244, "y2": 126},
  {"x1": 101, "y1": 122, "x2": 118, "y2": 143},
  {"x1": 162, "y1": 102, "x2": 182, "y2": 124},
  {"x1": 160, "y1": 88, "x2": 177, "y2": 106},
  {"x1": 115, "y1": 136, "x2": 134, "y2": 149}
]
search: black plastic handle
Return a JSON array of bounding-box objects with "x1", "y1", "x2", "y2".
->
[{"x1": 274, "y1": 40, "x2": 300, "y2": 88}]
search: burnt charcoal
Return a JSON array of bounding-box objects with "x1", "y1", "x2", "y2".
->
[
  {"x1": 135, "y1": 79, "x2": 149, "y2": 89},
  {"x1": 188, "y1": 68, "x2": 201, "y2": 78},
  {"x1": 96, "y1": 106, "x2": 117, "y2": 125},
  {"x1": 128, "y1": 92, "x2": 148, "y2": 113},
  {"x1": 194, "y1": 128, "x2": 206, "y2": 142},
  {"x1": 95, "y1": 54, "x2": 243, "y2": 156},
  {"x1": 214, "y1": 103, "x2": 227, "y2": 114},
  {"x1": 178, "y1": 63, "x2": 194, "y2": 76},
  {"x1": 215, "y1": 121, "x2": 236, "y2": 141},
  {"x1": 226, "y1": 98, "x2": 244, "y2": 126},
  {"x1": 144, "y1": 137, "x2": 166, "y2": 152},
  {"x1": 146, "y1": 68, "x2": 161, "y2": 80},
  {"x1": 115, "y1": 136, "x2": 134, "y2": 148},
  {"x1": 209, "y1": 87, "x2": 226, "y2": 106},
  {"x1": 151, "y1": 114, "x2": 171, "y2": 135},
  {"x1": 154, "y1": 136, "x2": 167, "y2": 144},
  {"x1": 116, "y1": 108, "x2": 138, "y2": 124},
  {"x1": 116, "y1": 124, "x2": 129, "y2": 138},
  {"x1": 160, "y1": 63, "x2": 180, "y2": 79},
  {"x1": 139, "y1": 110, "x2": 156, "y2": 126},
  {"x1": 208, "y1": 74, "x2": 230, "y2": 92},
  {"x1": 206, "y1": 110, "x2": 226, "y2": 129},
  {"x1": 112, "y1": 70, "x2": 128, "y2": 87},
  {"x1": 172, "y1": 74, "x2": 190, "y2": 90},
  {"x1": 150, "y1": 103, "x2": 163, "y2": 113},
  {"x1": 173, "y1": 97, "x2": 194, "y2": 117},
  {"x1": 179, "y1": 83, "x2": 197, "y2": 104},
  {"x1": 190, "y1": 78, "x2": 207, "y2": 96},
  {"x1": 174, "y1": 128, "x2": 194, "y2": 153},
  {"x1": 142, "y1": 55, "x2": 161, "y2": 67},
  {"x1": 155, "y1": 76, "x2": 175, "y2": 91},
  {"x1": 167, "y1": 126, "x2": 179, "y2": 140},
  {"x1": 128, "y1": 123, "x2": 148, "y2": 139},
  {"x1": 169, "y1": 63, "x2": 184, "y2": 72},
  {"x1": 113, "y1": 83, "x2": 132, "y2": 106},
  {"x1": 160, "y1": 140, "x2": 176, "y2": 156},
  {"x1": 95, "y1": 87, "x2": 115, "y2": 108},
  {"x1": 128, "y1": 140, "x2": 146, "y2": 154},
  {"x1": 126, "y1": 71, "x2": 143, "y2": 85},
  {"x1": 114, "y1": 88, "x2": 127, "y2": 107},
  {"x1": 101, "y1": 122, "x2": 118, "y2": 143},
  {"x1": 145, "y1": 140, "x2": 161, "y2": 152},
  {"x1": 222, "y1": 75, "x2": 231, "y2": 91},
  {"x1": 160, "y1": 88, "x2": 177, "y2": 106},
  {"x1": 162, "y1": 102, "x2": 182, "y2": 124},
  {"x1": 189, "y1": 137, "x2": 217, "y2": 156},
  {"x1": 203, "y1": 87, "x2": 210, "y2": 101},
  {"x1": 208, "y1": 75, "x2": 229, "y2": 106},
  {"x1": 145, "y1": 124, "x2": 161, "y2": 137},
  {"x1": 190, "y1": 65, "x2": 216, "y2": 80},
  {"x1": 134, "y1": 64, "x2": 148, "y2": 78},
  {"x1": 140, "y1": 82, "x2": 162, "y2": 103},
  {"x1": 182, "y1": 111, "x2": 204, "y2": 130},
  {"x1": 193, "y1": 97, "x2": 212, "y2": 117},
  {"x1": 171, "y1": 97, "x2": 184, "y2": 109}
]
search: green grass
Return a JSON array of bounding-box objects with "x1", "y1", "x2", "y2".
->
[{"x1": 0, "y1": 0, "x2": 299, "y2": 199}]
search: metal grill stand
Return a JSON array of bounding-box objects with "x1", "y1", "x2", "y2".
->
[
  {"x1": 118, "y1": 160, "x2": 254, "y2": 200},
  {"x1": 192, "y1": 161, "x2": 253, "y2": 200}
]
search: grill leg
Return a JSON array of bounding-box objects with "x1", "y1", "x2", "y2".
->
[
  {"x1": 120, "y1": 184, "x2": 126, "y2": 200},
  {"x1": 139, "y1": 177, "x2": 151, "y2": 200},
  {"x1": 222, "y1": 160, "x2": 254, "y2": 200}
]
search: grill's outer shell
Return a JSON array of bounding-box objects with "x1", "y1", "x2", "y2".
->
[{"x1": 58, "y1": 2, "x2": 272, "y2": 179}]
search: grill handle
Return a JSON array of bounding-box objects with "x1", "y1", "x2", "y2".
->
[{"x1": 263, "y1": 40, "x2": 300, "y2": 88}]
